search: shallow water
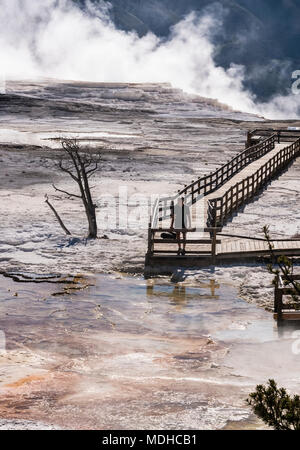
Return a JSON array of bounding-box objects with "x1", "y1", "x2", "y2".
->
[{"x1": 0, "y1": 272, "x2": 299, "y2": 429}]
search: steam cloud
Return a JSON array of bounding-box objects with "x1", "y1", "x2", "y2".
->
[{"x1": 0, "y1": 0, "x2": 299, "y2": 119}]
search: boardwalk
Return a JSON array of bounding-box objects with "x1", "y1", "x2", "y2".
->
[
  {"x1": 202, "y1": 143, "x2": 286, "y2": 226},
  {"x1": 218, "y1": 237, "x2": 300, "y2": 260},
  {"x1": 146, "y1": 129, "x2": 300, "y2": 267}
]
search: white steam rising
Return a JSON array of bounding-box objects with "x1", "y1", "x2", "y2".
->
[{"x1": 0, "y1": 0, "x2": 299, "y2": 119}]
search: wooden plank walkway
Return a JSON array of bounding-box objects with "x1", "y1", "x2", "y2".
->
[
  {"x1": 146, "y1": 130, "x2": 300, "y2": 267},
  {"x1": 191, "y1": 143, "x2": 287, "y2": 228},
  {"x1": 147, "y1": 236, "x2": 300, "y2": 262},
  {"x1": 218, "y1": 238, "x2": 300, "y2": 260}
]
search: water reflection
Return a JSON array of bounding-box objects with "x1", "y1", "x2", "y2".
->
[
  {"x1": 146, "y1": 280, "x2": 220, "y2": 310},
  {"x1": 1, "y1": 273, "x2": 300, "y2": 430},
  {"x1": 277, "y1": 319, "x2": 300, "y2": 338}
]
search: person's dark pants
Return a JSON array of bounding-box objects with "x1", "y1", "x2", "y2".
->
[{"x1": 176, "y1": 231, "x2": 187, "y2": 251}]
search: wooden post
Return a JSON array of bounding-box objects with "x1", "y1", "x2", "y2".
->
[
  {"x1": 246, "y1": 131, "x2": 252, "y2": 148},
  {"x1": 274, "y1": 274, "x2": 283, "y2": 320},
  {"x1": 274, "y1": 275, "x2": 279, "y2": 313},
  {"x1": 191, "y1": 181, "x2": 194, "y2": 204},
  {"x1": 211, "y1": 228, "x2": 217, "y2": 265},
  {"x1": 147, "y1": 221, "x2": 153, "y2": 255}
]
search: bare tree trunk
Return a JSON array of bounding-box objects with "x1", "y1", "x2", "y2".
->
[
  {"x1": 45, "y1": 195, "x2": 71, "y2": 235},
  {"x1": 86, "y1": 205, "x2": 97, "y2": 239},
  {"x1": 82, "y1": 202, "x2": 97, "y2": 239},
  {"x1": 78, "y1": 154, "x2": 98, "y2": 239}
]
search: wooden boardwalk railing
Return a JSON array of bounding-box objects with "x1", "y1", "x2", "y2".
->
[
  {"x1": 207, "y1": 137, "x2": 300, "y2": 227},
  {"x1": 247, "y1": 128, "x2": 300, "y2": 147},
  {"x1": 274, "y1": 274, "x2": 300, "y2": 320},
  {"x1": 147, "y1": 227, "x2": 221, "y2": 264},
  {"x1": 152, "y1": 132, "x2": 277, "y2": 227}
]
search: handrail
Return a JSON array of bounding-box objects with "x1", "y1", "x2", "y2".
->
[
  {"x1": 151, "y1": 198, "x2": 159, "y2": 228},
  {"x1": 216, "y1": 233, "x2": 300, "y2": 242},
  {"x1": 274, "y1": 274, "x2": 300, "y2": 319},
  {"x1": 249, "y1": 128, "x2": 300, "y2": 138},
  {"x1": 150, "y1": 227, "x2": 221, "y2": 233},
  {"x1": 250, "y1": 128, "x2": 300, "y2": 135},
  {"x1": 146, "y1": 227, "x2": 221, "y2": 262},
  {"x1": 246, "y1": 128, "x2": 300, "y2": 148},
  {"x1": 207, "y1": 137, "x2": 300, "y2": 228},
  {"x1": 152, "y1": 133, "x2": 277, "y2": 226}
]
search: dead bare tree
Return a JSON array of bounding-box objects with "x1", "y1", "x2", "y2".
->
[{"x1": 45, "y1": 138, "x2": 101, "y2": 239}]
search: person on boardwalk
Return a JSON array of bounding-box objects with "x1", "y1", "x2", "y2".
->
[{"x1": 170, "y1": 197, "x2": 191, "y2": 255}]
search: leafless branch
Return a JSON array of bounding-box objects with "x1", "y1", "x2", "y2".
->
[
  {"x1": 45, "y1": 194, "x2": 71, "y2": 235},
  {"x1": 52, "y1": 184, "x2": 81, "y2": 199}
]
